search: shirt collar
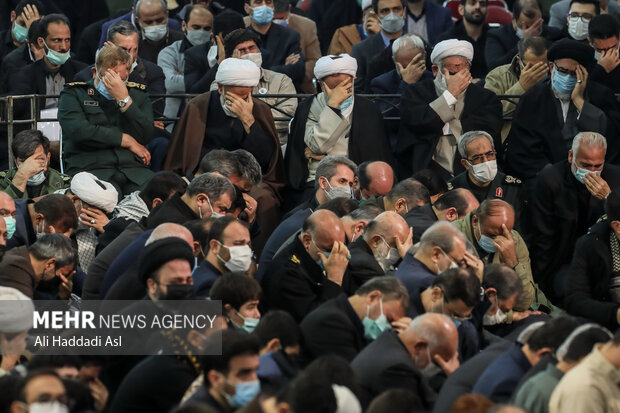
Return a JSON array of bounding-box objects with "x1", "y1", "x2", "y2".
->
[{"x1": 380, "y1": 31, "x2": 392, "y2": 48}]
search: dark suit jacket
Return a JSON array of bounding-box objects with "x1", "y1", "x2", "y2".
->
[
  {"x1": 485, "y1": 23, "x2": 562, "y2": 71},
  {"x1": 346, "y1": 238, "x2": 386, "y2": 294},
  {"x1": 436, "y1": 20, "x2": 490, "y2": 79},
  {"x1": 404, "y1": 203, "x2": 438, "y2": 243},
  {"x1": 7, "y1": 199, "x2": 34, "y2": 249},
  {"x1": 531, "y1": 161, "x2": 620, "y2": 293},
  {"x1": 300, "y1": 293, "x2": 366, "y2": 362},
  {"x1": 98, "y1": 12, "x2": 183, "y2": 48},
  {"x1": 0, "y1": 43, "x2": 32, "y2": 94},
  {"x1": 396, "y1": 79, "x2": 502, "y2": 180},
  {"x1": 505, "y1": 80, "x2": 620, "y2": 180},
  {"x1": 415, "y1": 1, "x2": 454, "y2": 46},
  {"x1": 193, "y1": 260, "x2": 223, "y2": 298},
  {"x1": 352, "y1": 33, "x2": 388, "y2": 92},
  {"x1": 472, "y1": 343, "x2": 532, "y2": 402},
  {"x1": 285, "y1": 95, "x2": 394, "y2": 191},
  {"x1": 351, "y1": 330, "x2": 436, "y2": 409},
  {"x1": 183, "y1": 41, "x2": 216, "y2": 94},
  {"x1": 146, "y1": 193, "x2": 199, "y2": 229},
  {"x1": 432, "y1": 339, "x2": 511, "y2": 413},
  {"x1": 308, "y1": 0, "x2": 362, "y2": 55},
  {"x1": 76, "y1": 17, "x2": 107, "y2": 65}
]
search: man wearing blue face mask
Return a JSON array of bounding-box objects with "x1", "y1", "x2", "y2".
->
[
  {"x1": 505, "y1": 38, "x2": 620, "y2": 181},
  {"x1": 531, "y1": 132, "x2": 620, "y2": 302},
  {"x1": 0, "y1": 1, "x2": 45, "y2": 62},
  {"x1": 9, "y1": 14, "x2": 87, "y2": 120},
  {"x1": 210, "y1": 273, "x2": 261, "y2": 333},
  {"x1": 301, "y1": 276, "x2": 409, "y2": 362},
  {"x1": 243, "y1": 0, "x2": 306, "y2": 86}
]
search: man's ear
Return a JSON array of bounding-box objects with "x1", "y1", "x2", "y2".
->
[
  {"x1": 192, "y1": 241, "x2": 202, "y2": 258},
  {"x1": 263, "y1": 337, "x2": 281, "y2": 354},
  {"x1": 276, "y1": 402, "x2": 291, "y2": 413},
  {"x1": 484, "y1": 287, "x2": 497, "y2": 299},
  {"x1": 318, "y1": 176, "x2": 328, "y2": 190},
  {"x1": 461, "y1": 158, "x2": 470, "y2": 170},
  {"x1": 244, "y1": 2, "x2": 252, "y2": 15},
  {"x1": 37, "y1": 36, "x2": 44, "y2": 49},
  {"x1": 151, "y1": 197, "x2": 163, "y2": 209},
  {"x1": 45, "y1": 257, "x2": 56, "y2": 272},
  {"x1": 207, "y1": 369, "x2": 223, "y2": 389},
  {"x1": 458, "y1": 3, "x2": 465, "y2": 17},
  {"x1": 445, "y1": 207, "x2": 458, "y2": 222},
  {"x1": 430, "y1": 286, "x2": 443, "y2": 301},
  {"x1": 209, "y1": 238, "x2": 220, "y2": 255},
  {"x1": 568, "y1": 149, "x2": 574, "y2": 164},
  {"x1": 536, "y1": 347, "x2": 553, "y2": 358},
  {"x1": 10, "y1": 11, "x2": 15, "y2": 23},
  {"x1": 182, "y1": 21, "x2": 186, "y2": 31}
]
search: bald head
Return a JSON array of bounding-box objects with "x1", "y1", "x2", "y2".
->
[
  {"x1": 364, "y1": 211, "x2": 410, "y2": 249},
  {"x1": 433, "y1": 189, "x2": 479, "y2": 222},
  {"x1": 416, "y1": 221, "x2": 467, "y2": 274},
  {"x1": 359, "y1": 161, "x2": 395, "y2": 199},
  {"x1": 475, "y1": 199, "x2": 515, "y2": 231},
  {"x1": 400, "y1": 313, "x2": 458, "y2": 369},
  {"x1": 300, "y1": 210, "x2": 346, "y2": 260},
  {"x1": 146, "y1": 223, "x2": 194, "y2": 247},
  {"x1": 0, "y1": 192, "x2": 16, "y2": 218}
]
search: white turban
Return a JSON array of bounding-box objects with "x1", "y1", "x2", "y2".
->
[
  {"x1": 0, "y1": 287, "x2": 34, "y2": 333},
  {"x1": 314, "y1": 54, "x2": 358, "y2": 80},
  {"x1": 71, "y1": 172, "x2": 118, "y2": 213},
  {"x1": 332, "y1": 385, "x2": 362, "y2": 413},
  {"x1": 430, "y1": 39, "x2": 474, "y2": 65},
  {"x1": 362, "y1": 0, "x2": 372, "y2": 10},
  {"x1": 215, "y1": 58, "x2": 261, "y2": 87}
]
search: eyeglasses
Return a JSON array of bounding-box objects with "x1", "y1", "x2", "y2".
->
[
  {"x1": 466, "y1": 150, "x2": 496, "y2": 164},
  {"x1": 554, "y1": 63, "x2": 576, "y2": 77},
  {"x1": 568, "y1": 11, "x2": 593, "y2": 22}
]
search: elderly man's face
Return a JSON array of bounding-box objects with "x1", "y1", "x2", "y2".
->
[
  {"x1": 233, "y1": 40, "x2": 260, "y2": 57},
  {"x1": 39, "y1": 22, "x2": 71, "y2": 53},
  {"x1": 322, "y1": 73, "x2": 353, "y2": 90},
  {"x1": 395, "y1": 47, "x2": 424, "y2": 70},
  {"x1": 136, "y1": 2, "x2": 168, "y2": 27},
  {"x1": 218, "y1": 85, "x2": 253, "y2": 100},
  {"x1": 473, "y1": 209, "x2": 515, "y2": 243},
  {"x1": 0, "y1": 218, "x2": 7, "y2": 247},
  {"x1": 569, "y1": 144, "x2": 605, "y2": 173},
  {"x1": 439, "y1": 56, "x2": 470, "y2": 75},
  {"x1": 99, "y1": 63, "x2": 130, "y2": 82},
  {"x1": 462, "y1": 136, "x2": 496, "y2": 167},
  {"x1": 112, "y1": 33, "x2": 139, "y2": 64},
  {"x1": 553, "y1": 57, "x2": 580, "y2": 76},
  {"x1": 0, "y1": 196, "x2": 16, "y2": 219}
]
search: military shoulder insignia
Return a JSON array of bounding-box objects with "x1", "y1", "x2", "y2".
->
[
  {"x1": 62, "y1": 175, "x2": 72, "y2": 181},
  {"x1": 66, "y1": 82, "x2": 87, "y2": 87},
  {"x1": 447, "y1": 182, "x2": 454, "y2": 190},
  {"x1": 504, "y1": 175, "x2": 522, "y2": 185},
  {"x1": 291, "y1": 255, "x2": 301, "y2": 264},
  {"x1": 0, "y1": 171, "x2": 6, "y2": 178},
  {"x1": 126, "y1": 82, "x2": 147, "y2": 91}
]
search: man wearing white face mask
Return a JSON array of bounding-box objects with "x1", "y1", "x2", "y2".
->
[
  {"x1": 208, "y1": 28, "x2": 297, "y2": 146},
  {"x1": 194, "y1": 216, "x2": 254, "y2": 297},
  {"x1": 133, "y1": 0, "x2": 184, "y2": 63},
  {"x1": 449, "y1": 131, "x2": 525, "y2": 226},
  {"x1": 10, "y1": 369, "x2": 69, "y2": 413},
  {"x1": 347, "y1": 211, "x2": 413, "y2": 293}
]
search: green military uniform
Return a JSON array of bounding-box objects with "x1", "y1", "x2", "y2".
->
[
  {"x1": 57, "y1": 78, "x2": 155, "y2": 196},
  {"x1": 448, "y1": 171, "x2": 526, "y2": 229},
  {"x1": 0, "y1": 168, "x2": 71, "y2": 199}
]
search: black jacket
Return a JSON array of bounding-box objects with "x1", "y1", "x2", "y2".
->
[
  {"x1": 505, "y1": 79, "x2": 620, "y2": 180},
  {"x1": 351, "y1": 330, "x2": 436, "y2": 409},
  {"x1": 346, "y1": 238, "x2": 386, "y2": 294},
  {"x1": 565, "y1": 221, "x2": 620, "y2": 329},
  {"x1": 75, "y1": 17, "x2": 107, "y2": 65},
  {"x1": 531, "y1": 161, "x2": 620, "y2": 292},
  {"x1": 300, "y1": 293, "x2": 366, "y2": 362},
  {"x1": 484, "y1": 23, "x2": 562, "y2": 71},
  {"x1": 146, "y1": 193, "x2": 199, "y2": 229},
  {"x1": 590, "y1": 63, "x2": 620, "y2": 94},
  {"x1": 404, "y1": 203, "x2": 438, "y2": 243},
  {"x1": 0, "y1": 44, "x2": 33, "y2": 93},
  {"x1": 285, "y1": 95, "x2": 394, "y2": 191},
  {"x1": 183, "y1": 41, "x2": 216, "y2": 94},
  {"x1": 396, "y1": 79, "x2": 502, "y2": 180},
  {"x1": 436, "y1": 20, "x2": 490, "y2": 79},
  {"x1": 351, "y1": 33, "x2": 388, "y2": 92},
  {"x1": 308, "y1": 0, "x2": 361, "y2": 55},
  {"x1": 261, "y1": 235, "x2": 343, "y2": 322}
]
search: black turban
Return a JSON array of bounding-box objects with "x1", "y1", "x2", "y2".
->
[
  {"x1": 138, "y1": 237, "x2": 195, "y2": 284},
  {"x1": 548, "y1": 38, "x2": 595, "y2": 68}
]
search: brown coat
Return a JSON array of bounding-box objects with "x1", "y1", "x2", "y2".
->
[
  {"x1": 0, "y1": 246, "x2": 37, "y2": 298},
  {"x1": 328, "y1": 24, "x2": 362, "y2": 56}
]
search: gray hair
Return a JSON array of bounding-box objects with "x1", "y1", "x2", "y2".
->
[
  {"x1": 419, "y1": 221, "x2": 466, "y2": 254},
  {"x1": 344, "y1": 205, "x2": 383, "y2": 222},
  {"x1": 457, "y1": 130, "x2": 495, "y2": 158},
  {"x1": 314, "y1": 156, "x2": 357, "y2": 190},
  {"x1": 517, "y1": 321, "x2": 545, "y2": 344},
  {"x1": 482, "y1": 263, "x2": 523, "y2": 301},
  {"x1": 556, "y1": 323, "x2": 612, "y2": 361},
  {"x1": 28, "y1": 233, "x2": 77, "y2": 269},
  {"x1": 134, "y1": 0, "x2": 167, "y2": 18},
  {"x1": 571, "y1": 132, "x2": 607, "y2": 155},
  {"x1": 392, "y1": 34, "x2": 425, "y2": 58},
  {"x1": 385, "y1": 178, "x2": 430, "y2": 206},
  {"x1": 107, "y1": 20, "x2": 138, "y2": 42},
  {"x1": 355, "y1": 276, "x2": 410, "y2": 314},
  {"x1": 408, "y1": 313, "x2": 450, "y2": 351},
  {"x1": 232, "y1": 149, "x2": 262, "y2": 186},
  {"x1": 198, "y1": 150, "x2": 240, "y2": 177},
  {"x1": 187, "y1": 172, "x2": 236, "y2": 200}
]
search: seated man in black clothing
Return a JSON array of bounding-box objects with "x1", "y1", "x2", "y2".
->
[
  {"x1": 243, "y1": 0, "x2": 305, "y2": 86},
  {"x1": 301, "y1": 276, "x2": 409, "y2": 362},
  {"x1": 565, "y1": 189, "x2": 620, "y2": 329},
  {"x1": 588, "y1": 14, "x2": 620, "y2": 94},
  {"x1": 347, "y1": 211, "x2": 412, "y2": 292},
  {"x1": 210, "y1": 272, "x2": 262, "y2": 332},
  {"x1": 261, "y1": 209, "x2": 351, "y2": 322}
]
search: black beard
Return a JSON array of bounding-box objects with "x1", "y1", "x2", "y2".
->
[
  {"x1": 408, "y1": 0, "x2": 424, "y2": 3},
  {"x1": 464, "y1": 12, "x2": 485, "y2": 25}
]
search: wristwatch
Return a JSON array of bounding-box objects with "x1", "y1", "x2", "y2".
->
[{"x1": 117, "y1": 95, "x2": 131, "y2": 108}]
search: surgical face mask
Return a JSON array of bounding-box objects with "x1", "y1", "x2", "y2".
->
[
  {"x1": 551, "y1": 69, "x2": 577, "y2": 97},
  {"x1": 223, "y1": 379, "x2": 261, "y2": 408},
  {"x1": 339, "y1": 95, "x2": 354, "y2": 112},
  {"x1": 324, "y1": 179, "x2": 354, "y2": 200},
  {"x1": 208, "y1": 44, "x2": 218, "y2": 67},
  {"x1": 35, "y1": 220, "x2": 47, "y2": 239},
  {"x1": 378, "y1": 236, "x2": 400, "y2": 269},
  {"x1": 12, "y1": 22, "x2": 28, "y2": 44},
  {"x1": 467, "y1": 159, "x2": 498, "y2": 184},
  {"x1": 568, "y1": 16, "x2": 589, "y2": 41},
  {"x1": 95, "y1": 76, "x2": 115, "y2": 100},
  {"x1": 234, "y1": 310, "x2": 260, "y2": 333},
  {"x1": 251, "y1": 5, "x2": 274, "y2": 25},
  {"x1": 420, "y1": 347, "x2": 443, "y2": 377},
  {"x1": 219, "y1": 89, "x2": 239, "y2": 118},
  {"x1": 474, "y1": 221, "x2": 497, "y2": 253},
  {"x1": 434, "y1": 69, "x2": 448, "y2": 94},
  {"x1": 4, "y1": 216, "x2": 16, "y2": 239},
  {"x1": 186, "y1": 29, "x2": 211, "y2": 46},
  {"x1": 571, "y1": 160, "x2": 601, "y2": 184},
  {"x1": 27, "y1": 170, "x2": 46, "y2": 186},
  {"x1": 273, "y1": 18, "x2": 288, "y2": 26},
  {"x1": 241, "y1": 52, "x2": 263, "y2": 68},
  {"x1": 43, "y1": 40, "x2": 70, "y2": 66},
  {"x1": 483, "y1": 297, "x2": 507, "y2": 326},
  {"x1": 312, "y1": 238, "x2": 330, "y2": 271},
  {"x1": 435, "y1": 249, "x2": 458, "y2": 274},
  {"x1": 203, "y1": 196, "x2": 226, "y2": 219},
  {"x1": 28, "y1": 401, "x2": 69, "y2": 413},
  {"x1": 379, "y1": 12, "x2": 405, "y2": 34},
  {"x1": 362, "y1": 298, "x2": 392, "y2": 340},
  {"x1": 159, "y1": 283, "x2": 195, "y2": 300},
  {"x1": 143, "y1": 24, "x2": 168, "y2": 42},
  {"x1": 594, "y1": 51, "x2": 601, "y2": 60},
  {"x1": 515, "y1": 27, "x2": 523, "y2": 39},
  {"x1": 217, "y1": 242, "x2": 253, "y2": 272}
]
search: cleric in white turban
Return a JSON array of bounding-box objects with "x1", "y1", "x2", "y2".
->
[
  {"x1": 314, "y1": 54, "x2": 358, "y2": 81},
  {"x1": 430, "y1": 39, "x2": 474, "y2": 65},
  {"x1": 215, "y1": 58, "x2": 261, "y2": 87},
  {"x1": 69, "y1": 172, "x2": 118, "y2": 214}
]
